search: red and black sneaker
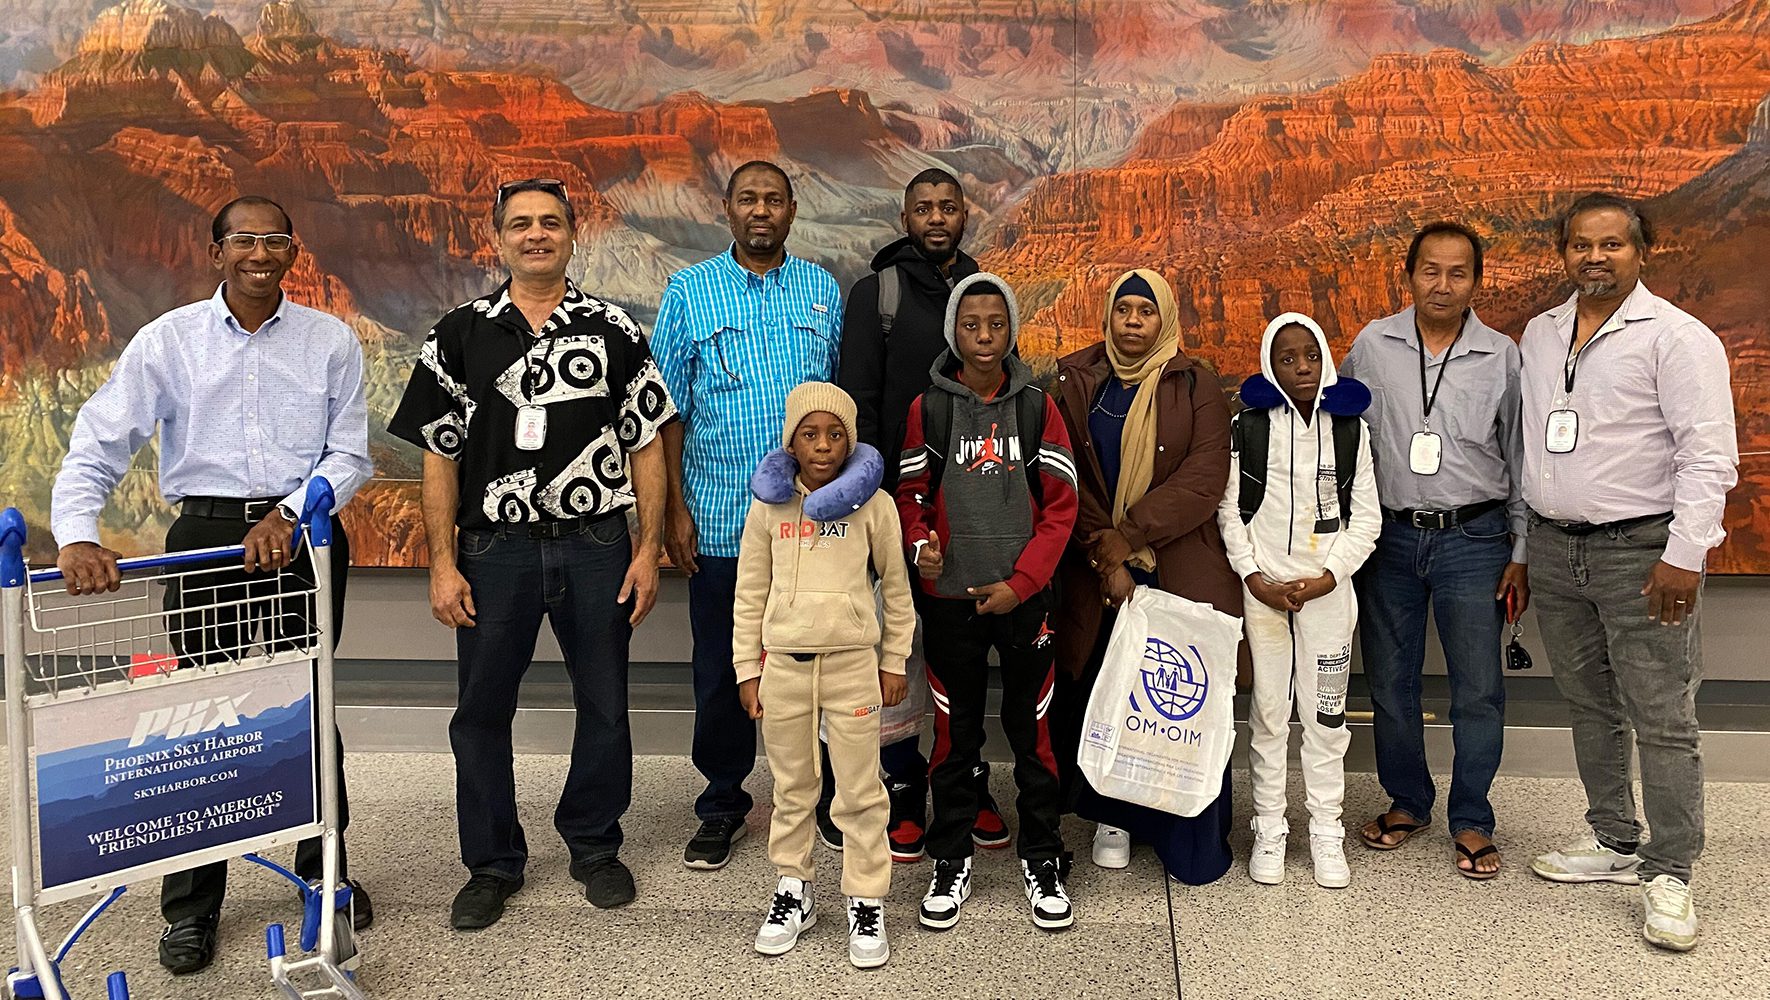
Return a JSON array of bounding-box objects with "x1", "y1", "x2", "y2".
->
[
  {"x1": 972, "y1": 792, "x2": 1011, "y2": 849},
  {"x1": 888, "y1": 817, "x2": 927, "y2": 863}
]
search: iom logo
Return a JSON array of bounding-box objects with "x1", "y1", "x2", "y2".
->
[{"x1": 1136, "y1": 638, "x2": 1208, "y2": 722}]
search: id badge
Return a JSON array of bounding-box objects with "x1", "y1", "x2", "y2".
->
[
  {"x1": 1409, "y1": 430, "x2": 1442, "y2": 476},
  {"x1": 515, "y1": 404, "x2": 547, "y2": 451},
  {"x1": 1545, "y1": 409, "x2": 1578, "y2": 454}
]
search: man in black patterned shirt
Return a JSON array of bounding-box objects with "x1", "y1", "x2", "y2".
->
[{"x1": 390, "y1": 178, "x2": 676, "y2": 930}]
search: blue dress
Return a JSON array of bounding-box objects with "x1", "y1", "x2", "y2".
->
[{"x1": 1076, "y1": 377, "x2": 1234, "y2": 885}]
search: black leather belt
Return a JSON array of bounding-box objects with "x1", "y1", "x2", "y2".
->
[
  {"x1": 1382, "y1": 498, "x2": 1505, "y2": 530},
  {"x1": 180, "y1": 496, "x2": 286, "y2": 521},
  {"x1": 522, "y1": 511, "x2": 624, "y2": 539},
  {"x1": 1531, "y1": 510, "x2": 1672, "y2": 537}
]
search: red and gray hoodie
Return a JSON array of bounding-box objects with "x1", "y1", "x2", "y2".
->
[{"x1": 894, "y1": 272, "x2": 1079, "y2": 602}]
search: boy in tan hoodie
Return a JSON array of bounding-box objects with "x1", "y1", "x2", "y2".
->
[{"x1": 733, "y1": 381, "x2": 916, "y2": 968}]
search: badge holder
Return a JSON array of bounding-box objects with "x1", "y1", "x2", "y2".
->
[
  {"x1": 1409, "y1": 428, "x2": 1442, "y2": 476},
  {"x1": 515, "y1": 403, "x2": 547, "y2": 451},
  {"x1": 1546, "y1": 408, "x2": 1578, "y2": 454}
]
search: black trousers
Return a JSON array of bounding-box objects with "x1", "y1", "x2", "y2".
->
[
  {"x1": 159, "y1": 509, "x2": 352, "y2": 922},
  {"x1": 921, "y1": 589, "x2": 1064, "y2": 861}
]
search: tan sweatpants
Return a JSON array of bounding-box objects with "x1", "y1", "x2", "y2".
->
[{"x1": 760, "y1": 646, "x2": 891, "y2": 898}]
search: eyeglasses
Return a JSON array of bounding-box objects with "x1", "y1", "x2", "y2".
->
[
  {"x1": 495, "y1": 177, "x2": 569, "y2": 210},
  {"x1": 219, "y1": 232, "x2": 295, "y2": 253}
]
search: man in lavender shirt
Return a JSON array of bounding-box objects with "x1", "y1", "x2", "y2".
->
[{"x1": 1520, "y1": 193, "x2": 1737, "y2": 953}]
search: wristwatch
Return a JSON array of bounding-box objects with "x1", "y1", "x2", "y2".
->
[{"x1": 276, "y1": 504, "x2": 297, "y2": 523}]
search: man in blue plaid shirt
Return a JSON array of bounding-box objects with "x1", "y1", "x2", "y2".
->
[{"x1": 652, "y1": 160, "x2": 843, "y2": 869}]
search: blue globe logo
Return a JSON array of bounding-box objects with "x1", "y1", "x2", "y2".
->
[{"x1": 1139, "y1": 638, "x2": 1208, "y2": 722}]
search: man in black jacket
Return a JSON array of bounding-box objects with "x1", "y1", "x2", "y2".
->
[{"x1": 830, "y1": 169, "x2": 1006, "y2": 864}]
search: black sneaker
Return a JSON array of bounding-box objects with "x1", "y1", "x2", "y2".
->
[
  {"x1": 450, "y1": 873, "x2": 523, "y2": 931},
  {"x1": 574, "y1": 857, "x2": 637, "y2": 908},
  {"x1": 886, "y1": 780, "x2": 926, "y2": 862},
  {"x1": 816, "y1": 802, "x2": 844, "y2": 851},
  {"x1": 684, "y1": 817, "x2": 748, "y2": 870},
  {"x1": 1022, "y1": 858, "x2": 1074, "y2": 930},
  {"x1": 346, "y1": 879, "x2": 374, "y2": 931}
]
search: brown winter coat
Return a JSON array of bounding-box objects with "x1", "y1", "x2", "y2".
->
[{"x1": 1050, "y1": 343, "x2": 1246, "y2": 683}]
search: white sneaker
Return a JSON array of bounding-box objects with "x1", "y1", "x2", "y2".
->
[
  {"x1": 1641, "y1": 875, "x2": 1698, "y2": 952},
  {"x1": 1248, "y1": 818, "x2": 1286, "y2": 885},
  {"x1": 753, "y1": 876, "x2": 815, "y2": 956},
  {"x1": 1092, "y1": 824, "x2": 1131, "y2": 869},
  {"x1": 1531, "y1": 834, "x2": 1642, "y2": 884},
  {"x1": 919, "y1": 858, "x2": 971, "y2": 930},
  {"x1": 1310, "y1": 833, "x2": 1351, "y2": 889},
  {"x1": 1021, "y1": 858, "x2": 1074, "y2": 930},
  {"x1": 846, "y1": 897, "x2": 889, "y2": 968}
]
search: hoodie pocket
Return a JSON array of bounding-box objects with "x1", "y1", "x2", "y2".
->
[{"x1": 765, "y1": 589, "x2": 873, "y2": 648}]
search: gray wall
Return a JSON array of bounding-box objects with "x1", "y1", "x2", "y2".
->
[{"x1": 339, "y1": 571, "x2": 1768, "y2": 681}]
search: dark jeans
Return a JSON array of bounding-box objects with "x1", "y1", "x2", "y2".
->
[
  {"x1": 159, "y1": 510, "x2": 351, "y2": 923},
  {"x1": 921, "y1": 590, "x2": 1063, "y2": 861},
  {"x1": 452, "y1": 516, "x2": 634, "y2": 880},
  {"x1": 1527, "y1": 513, "x2": 1704, "y2": 883},
  {"x1": 687, "y1": 554, "x2": 756, "y2": 821},
  {"x1": 1354, "y1": 507, "x2": 1510, "y2": 837}
]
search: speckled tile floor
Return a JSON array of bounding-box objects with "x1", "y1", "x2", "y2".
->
[{"x1": 7, "y1": 754, "x2": 1766, "y2": 1000}]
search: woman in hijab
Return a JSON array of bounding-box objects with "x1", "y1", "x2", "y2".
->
[{"x1": 1049, "y1": 268, "x2": 1243, "y2": 885}]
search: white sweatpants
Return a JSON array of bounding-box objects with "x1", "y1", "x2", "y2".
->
[{"x1": 1243, "y1": 580, "x2": 1356, "y2": 837}]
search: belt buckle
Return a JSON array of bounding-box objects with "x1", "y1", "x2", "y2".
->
[
  {"x1": 1410, "y1": 510, "x2": 1443, "y2": 530},
  {"x1": 243, "y1": 499, "x2": 275, "y2": 522}
]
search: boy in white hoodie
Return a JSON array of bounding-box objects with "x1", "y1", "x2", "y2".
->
[
  {"x1": 733, "y1": 382, "x2": 916, "y2": 968},
  {"x1": 1217, "y1": 313, "x2": 1380, "y2": 889}
]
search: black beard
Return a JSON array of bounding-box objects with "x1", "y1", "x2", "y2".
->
[
  {"x1": 1577, "y1": 278, "x2": 1618, "y2": 298},
  {"x1": 742, "y1": 233, "x2": 781, "y2": 254},
  {"x1": 913, "y1": 232, "x2": 962, "y2": 264}
]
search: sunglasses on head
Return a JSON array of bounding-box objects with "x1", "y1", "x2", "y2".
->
[{"x1": 495, "y1": 177, "x2": 569, "y2": 209}]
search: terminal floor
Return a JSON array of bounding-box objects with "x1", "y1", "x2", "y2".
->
[{"x1": 13, "y1": 754, "x2": 1767, "y2": 1000}]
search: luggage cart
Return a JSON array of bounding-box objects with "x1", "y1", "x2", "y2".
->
[{"x1": 1, "y1": 479, "x2": 365, "y2": 1000}]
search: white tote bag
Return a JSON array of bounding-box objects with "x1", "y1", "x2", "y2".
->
[{"x1": 1078, "y1": 586, "x2": 1242, "y2": 818}]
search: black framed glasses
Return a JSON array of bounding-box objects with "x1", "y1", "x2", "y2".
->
[
  {"x1": 495, "y1": 177, "x2": 569, "y2": 209},
  {"x1": 219, "y1": 232, "x2": 294, "y2": 253}
]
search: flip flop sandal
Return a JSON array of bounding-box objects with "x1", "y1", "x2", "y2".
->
[
  {"x1": 1360, "y1": 813, "x2": 1425, "y2": 851},
  {"x1": 1455, "y1": 840, "x2": 1501, "y2": 881}
]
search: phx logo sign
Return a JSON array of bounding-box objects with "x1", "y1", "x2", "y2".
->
[{"x1": 1135, "y1": 637, "x2": 1208, "y2": 722}]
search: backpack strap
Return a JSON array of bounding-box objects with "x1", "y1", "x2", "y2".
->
[
  {"x1": 920, "y1": 389, "x2": 953, "y2": 497},
  {"x1": 877, "y1": 265, "x2": 901, "y2": 339},
  {"x1": 1231, "y1": 407, "x2": 1271, "y2": 525},
  {"x1": 1016, "y1": 389, "x2": 1046, "y2": 506},
  {"x1": 1331, "y1": 413, "x2": 1361, "y2": 529}
]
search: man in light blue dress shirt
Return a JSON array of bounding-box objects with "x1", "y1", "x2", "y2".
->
[
  {"x1": 652, "y1": 161, "x2": 842, "y2": 870},
  {"x1": 50, "y1": 196, "x2": 373, "y2": 975}
]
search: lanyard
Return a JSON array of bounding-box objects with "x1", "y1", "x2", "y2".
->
[
  {"x1": 1562, "y1": 302, "x2": 1625, "y2": 396},
  {"x1": 521, "y1": 324, "x2": 561, "y2": 403},
  {"x1": 1415, "y1": 321, "x2": 1460, "y2": 425}
]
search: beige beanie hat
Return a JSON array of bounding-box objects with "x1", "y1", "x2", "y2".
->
[{"x1": 781, "y1": 381, "x2": 858, "y2": 456}]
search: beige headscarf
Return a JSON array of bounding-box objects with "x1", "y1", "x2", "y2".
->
[{"x1": 1101, "y1": 268, "x2": 1181, "y2": 571}]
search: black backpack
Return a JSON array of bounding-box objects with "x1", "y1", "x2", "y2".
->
[
  {"x1": 1231, "y1": 407, "x2": 1360, "y2": 531},
  {"x1": 920, "y1": 388, "x2": 1046, "y2": 505}
]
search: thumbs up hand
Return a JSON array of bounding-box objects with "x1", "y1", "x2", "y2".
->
[{"x1": 917, "y1": 530, "x2": 945, "y2": 581}]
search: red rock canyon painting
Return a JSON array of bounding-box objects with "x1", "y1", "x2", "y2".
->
[{"x1": 0, "y1": 0, "x2": 1764, "y2": 570}]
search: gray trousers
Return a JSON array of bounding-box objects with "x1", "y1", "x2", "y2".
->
[{"x1": 1527, "y1": 513, "x2": 1704, "y2": 882}]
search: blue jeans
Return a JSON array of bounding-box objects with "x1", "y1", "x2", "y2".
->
[
  {"x1": 688, "y1": 555, "x2": 756, "y2": 821},
  {"x1": 1354, "y1": 507, "x2": 1510, "y2": 837},
  {"x1": 452, "y1": 517, "x2": 634, "y2": 880}
]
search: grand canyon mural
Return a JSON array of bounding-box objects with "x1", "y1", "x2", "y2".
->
[{"x1": 0, "y1": 0, "x2": 1765, "y2": 570}]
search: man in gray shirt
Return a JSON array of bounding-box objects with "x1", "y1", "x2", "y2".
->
[
  {"x1": 1340, "y1": 222, "x2": 1528, "y2": 881},
  {"x1": 1521, "y1": 194, "x2": 1737, "y2": 952}
]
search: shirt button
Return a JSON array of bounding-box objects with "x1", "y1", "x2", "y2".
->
[{"x1": 1542, "y1": 473, "x2": 1551, "y2": 480}]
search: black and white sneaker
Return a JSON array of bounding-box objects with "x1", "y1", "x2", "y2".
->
[
  {"x1": 918, "y1": 857, "x2": 972, "y2": 930},
  {"x1": 684, "y1": 817, "x2": 748, "y2": 870},
  {"x1": 847, "y1": 897, "x2": 889, "y2": 969},
  {"x1": 754, "y1": 876, "x2": 815, "y2": 955},
  {"x1": 1022, "y1": 858, "x2": 1073, "y2": 930}
]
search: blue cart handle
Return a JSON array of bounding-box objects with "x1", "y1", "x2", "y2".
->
[{"x1": 19, "y1": 476, "x2": 335, "y2": 585}]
